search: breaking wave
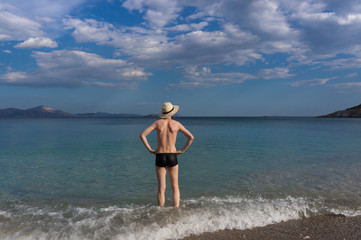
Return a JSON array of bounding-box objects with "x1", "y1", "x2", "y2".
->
[{"x1": 0, "y1": 196, "x2": 360, "y2": 240}]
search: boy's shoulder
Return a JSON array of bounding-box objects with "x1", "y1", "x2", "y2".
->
[
  {"x1": 153, "y1": 119, "x2": 165, "y2": 126},
  {"x1": 172, "y1": 119, "x2": 183, "y2": 127},
  {"x1": 154, "y1": 119, "x2": 163, "y2": 124},
  {"x1": 153, "y1": 119, "x2": 182, "y2": 125},
  {"x1": 154, "y1": 119, "x2": 182, "y2": 125}
]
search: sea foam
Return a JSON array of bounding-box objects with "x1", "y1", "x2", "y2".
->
[{"x1": 0, "y1": 196, "x2": 360, "y2": 240}]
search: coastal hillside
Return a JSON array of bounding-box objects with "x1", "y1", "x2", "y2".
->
[
  {"x1": 320, "y1": 103, "x2": 361, "y2": 118},
  {"x1": 0, "y1": 106, "x2": 142, "y2": 118},
  {"x1": 0, "y1": 106, "x2": 74, "y2": 118}
]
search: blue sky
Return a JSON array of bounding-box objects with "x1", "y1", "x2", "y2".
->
[{"x1": 1, "y1": 0, "x2": 361, "y2": 116}]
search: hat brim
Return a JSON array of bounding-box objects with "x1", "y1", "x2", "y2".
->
[{"x1": 159, "y1": 105, "x2": 179, "y2": 118}]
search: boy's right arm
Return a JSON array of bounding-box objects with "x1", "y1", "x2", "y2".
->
[{"x1": 139, "y1": 122, "x2": 157, "y2": 154}]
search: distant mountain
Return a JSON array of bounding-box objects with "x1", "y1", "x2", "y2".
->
[
  {"x1": 77, "y1": 112, "x2": 143, "y2": 118},
  {"x1": 320, "y1": 104, "x2": 361, "y2": 118},
  {"x1": 0, "y1": 106, "x2": 143, "y2": 118},
  {"x1": 144, "y1": 114, "x2": 159, "y2": 118},
  {"x1": 0, "y1": 106, "x2": 74, "y2": 118}
]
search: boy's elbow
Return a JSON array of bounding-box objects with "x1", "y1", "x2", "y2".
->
[{"x1": 189, "y1": 135, "x2": 195, "y2": 141}]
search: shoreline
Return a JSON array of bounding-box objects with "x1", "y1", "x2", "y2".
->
[{"x1": 180, "y1": 214, "x2": 361, "y2": 240}]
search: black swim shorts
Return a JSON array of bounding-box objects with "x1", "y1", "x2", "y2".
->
[{"x1": 155, "y1": 153, "x2": 178, "y2": 168}]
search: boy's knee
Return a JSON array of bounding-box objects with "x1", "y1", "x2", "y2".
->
[{"x1": 158, "y1": 185, "x2": 166, "y2": 193}]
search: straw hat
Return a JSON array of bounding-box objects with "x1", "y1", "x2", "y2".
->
[{"x1": 159, "y1": 102, "x2": 179, "y2": 118}]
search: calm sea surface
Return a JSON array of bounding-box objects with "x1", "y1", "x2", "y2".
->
[{"x1": 0, "y1": 117, "x2": 361, "y2": 239}]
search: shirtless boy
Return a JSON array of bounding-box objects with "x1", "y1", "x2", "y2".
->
[{"x1": 139, "y1": 102, "x2": 194, "y2": 207}]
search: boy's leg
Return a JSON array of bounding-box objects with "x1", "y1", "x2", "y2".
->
[{"x1": 156, "y1": 166, "x2": 166, "y2": 206}]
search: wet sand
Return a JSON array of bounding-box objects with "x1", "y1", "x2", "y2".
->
[{"x1": 180, "y1": 214, "x2": 361, "y2": 240}]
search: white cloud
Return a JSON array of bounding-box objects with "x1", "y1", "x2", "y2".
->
[
  {"x1": 258, "y1": 67, "x2": 293, "y2": 79},
  {"x1": 1, "y1": 72, "x2": 28, "y2": 83},
  {"x1": 0, "y1": 50, "x2": 151, "y2": 88},
  {"x1": 171, "y1": 66, "x2": 256, "y2": 88},
  {"x1": 2, "y1": 50, "x2": 11, "y2": 54},
  {"x1": 287, "y1": 72, "x2": 359, "y2": 88},
  {"x1": 0, "y1": 1, "x2": 85, "y2": 42},
  {"x1": 194, "y1": 0, "x2": 298, "y2": 43},
  {"x1": 0, "y1": 34, "x2": 11, "y2": 40},
  {"x1": 122, "y1": 0, "x2": 146, "y2": 11},
  {"x1": 178, "y1": 0, "x2": 361, "y2": 66},
  {"x1": 167, "y1": 22, "x2": 208, "y2": 32},
  {"x1": 172, "y1": 66, "x2": 293, "y2": 89},
  {"x1": 15, "y1": 37, "x2": 58, "y2": 48},
  {"x1": 281, "y1": 0, "x2": 361, "y2": 59},
  {"x1": 345, "y1": 72, "x2": 358, "y2": 78},
  {"x1": 317, "y1": 55, "x2": 361, "y2": 70},
  {"x1": 286, "y1": 78, "x2": 332, "y2": 87},
  {"x1": 63, "y1": 18, "x2": 117, "y2": 44},
  {"x1": 64, "y1": 17, "x2": 259, "y2": 67},
  {"x1": 332, "y1": 82, "x2": 361, "y2": 88},
  {"x1": 63, "y1": 17, "x2": 170, "y2": 64},
  {"x1": 1, "y1": 0, "x2": 86, "y2": 22},
  {"x1": 336, "y1": 14, "x2": 361, "y2": 25},
  {"x1": 331, "y1": 80, "x2": 361, "y2": 92},
  {"x1": 5, "y1": 0, "x2": 361, "y2": 89},
  {"x1": 183, "y1": 1, "x2": 222, "y2": 20},
  {"x1": 289, "y1": 1, "x2": 361, "y2": 26},
  {"x1": 64, "y1": 0, "x2": 301, "y2": 73},
  {"x1": 123, "y1": 0, "x2": 181, "y2": 28},
  {"x1": 0, "y1": 6, "x2": 43, "y2": 41},
  {"x1": 249, "y1": 0, "x2": 294, "y2": 37},
  {"x1": 36, "y1": 16, "x2": 56, "y2": 23}
]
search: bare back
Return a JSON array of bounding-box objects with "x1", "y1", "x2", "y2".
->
[
  {"x1": 140, "y1": 117, "x2": 194, "y2": 154},
  {"x1": 154, "y1": 119, "x2": 180, "y2": 153}
]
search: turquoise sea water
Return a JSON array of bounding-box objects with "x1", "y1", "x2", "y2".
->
[{"x1": 1, "y1": 117, "x2": 361, "y2": 239}]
